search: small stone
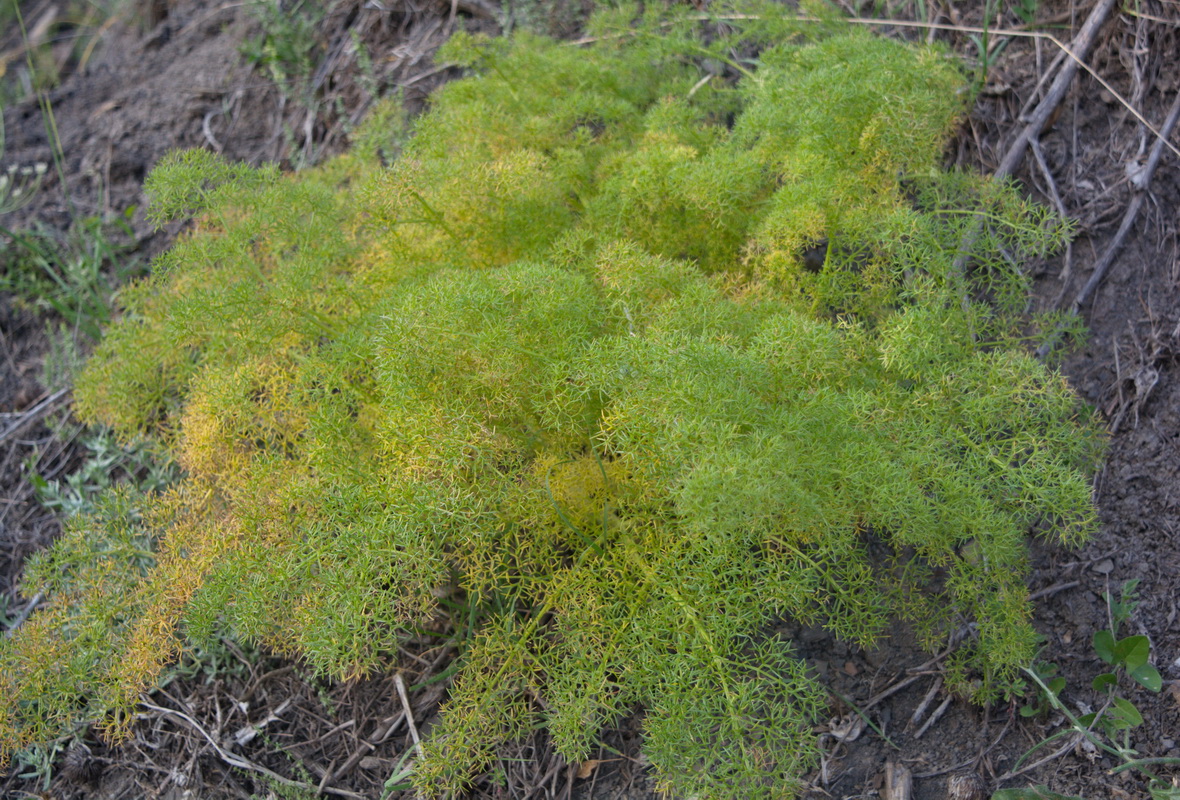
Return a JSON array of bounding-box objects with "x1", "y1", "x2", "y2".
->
[{"x1": 1093, "y1": 558, "x2": 1115, "y2": 575}]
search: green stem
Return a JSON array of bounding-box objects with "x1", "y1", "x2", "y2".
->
[
  {"x1": 1110, "y1": 757, "x2": 1180, "y2": 774},
  {"x1": 1022, "y1": 667, "x2": 1163, "y2": 782},
  {"x1": 619, "y1": 535, "x2": 750, "y2": 764}
]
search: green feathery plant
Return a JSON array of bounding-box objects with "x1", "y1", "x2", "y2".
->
[{"x1": 0, "y1": 3, "x2": 1104, "y2": 797}]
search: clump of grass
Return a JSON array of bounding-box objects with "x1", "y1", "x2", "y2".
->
[
  {"x1": 0, "y1": 211, "x2": 141, "y2": 342},
  {"x1": 0, "y1": 4, "x2": 1104, "y2": 798}
]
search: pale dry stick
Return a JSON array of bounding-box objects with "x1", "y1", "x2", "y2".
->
[
  {"x1": 994, "y1": 732, "x2": 1083, "y2": 782},
  {"x1": 1130, "y1": 11, "x2": 1152, "y2": 157},
  {"x1": 399, "y1": 62, "x2": 457, "y2": 89},
  {"x1": 230, "y1": 697, "x2": 292, "y2": 747},
  {"x1": 1, "y1": 591, "x2": 43, "y2": 639},
  {"x1": 0, "y1": 4, "x2": 57, "y2": 76},
  {"x1": 140, "y1": 700, "x2": 367, "y2": 799},
  {"x1": 912, "y1": 693, "x2": 953, "y2": 739},
  {"x1": 202, "y1": 109, "x2": 224, "y2": 154},
  {"x1": 522, "y1": 756, "x2": 568, "y2": 800},
  {"x1": 1031, "y1": 33, "x2": 1044, "y2": 107},
  {"x1": 861, "y1": 673, "x2": 924, "y2": 710},
  {"x1": 914, "y1": 712, "x2": 1015, "y2": 779},
  {"x1": 1021, "y1": 46, "x2": 1067, "y2": 120},
  {"x1": 277, "y1": 718, "x2": 355, "y2": 753},
  {"x1": 1028, "y1": 580, "x2": 1080, "y2": 601},
  {"x1": 907, "y1": 675, "x2": 943, "y2": 731},
  {"x1": 395, "y1": 672, "x2": 423, "y2": 755},
  {"x1": 1028, "y1": 139, "x2": 1074, "y2": 305},
  {"x1": 240, "y1": 664, "x2": 296, "y2": 704},
  {"x1": 77, "y1": 9, "x2": 124, "y2": 74},
  {"x1": 1070, "y1": 86, "x2": 1180, "y2": 310},
  {"x1": 883, "y1": 760, "x2": 913, "y2": 800},
  {"x1": 1037, "y1": 85, "x2": 1180, "y2": 359},
  {"x1": 1127, "y1": 9, "x2": 1180, "y2": 26},
  {"x1": 1002, "y1": 0, "x2": 1120, "y2": 177},
  {"x1": 322, "y1": 711, "x2": 405, "y2": 787},
  {"x1": 904, "y1": 621, "x2": 981, "y2": 676},
  {"x1": 0, "y1": 387, "x2": 70, "y2": 445}
]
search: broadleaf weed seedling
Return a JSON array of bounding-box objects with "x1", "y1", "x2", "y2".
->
[
  {"x1": 12, "y1": 737, "x2": 72, "y2": 791},
  {"x1": 1017, "y1": 579, "x2": 1178, "y2": 795},
  {"x1": 240, "y1": 0, "x2": 324, "y2": 102}
]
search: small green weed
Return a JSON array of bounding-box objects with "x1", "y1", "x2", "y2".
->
[
  {"x1": 0, "y1": 594, "x2": 14, "y2": 629},
  {"x1": 1092, "y1": 580, "x2": 1162, "y2": 698},
  {"x1": 41, "y1": 320, "x2": 88, "y2": 392},
  {"x1": 0, "y1": 159, "x2": 47, "y2": 213},
  {"x1": 968, "y1": 0, "x2": 1011, "y2": 95},
  {"x1": 993, "y1": 786, "x2": 1093, "y2": 800},
  {"x1": 0, "y1": 210, "x2": 140, "y2": 341},
  {"x1": 1014, "y1": 580, "x2": 1178, "y2": 798},
  {"x1": 240, "y1": 0, "x2": 325, "y2": 167},
  {"x1": 240, "y1": 0, "x2": 323, "y2": 103},
  {"x1": 1018, "y1": 658, "x2": 1064, "y2": 720},
  {"x1": 1011, "y1": 0, "x2": 1041, "y2": 25},
  {"x1": 11, "y1": 737, "x2": 70, "y2": 791}
]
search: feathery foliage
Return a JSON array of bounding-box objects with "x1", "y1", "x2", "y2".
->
[{"x1": 1, "y1": 4, "x2": 1104, "y2": 797}]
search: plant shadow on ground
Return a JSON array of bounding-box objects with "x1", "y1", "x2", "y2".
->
[{"x1": 0, "y1": 0, "x2": 1178, "y2": 798}]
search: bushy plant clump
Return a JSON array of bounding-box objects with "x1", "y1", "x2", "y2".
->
[{"x1": 1, "y1": 4, "x2": 1104, "y2": 796}]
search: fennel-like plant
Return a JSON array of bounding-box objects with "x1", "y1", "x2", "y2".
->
[{"x1": 1, "y1": 4, "x2": 1103, "y2": 797}]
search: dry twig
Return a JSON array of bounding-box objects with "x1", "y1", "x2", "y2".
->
[
  {"x1": 1037, "y1": 85, "x2": 1180, "y2": 358},
  {"x1": 993, "y1": 0, "x2": 1121, "y2": 180},
  {"x1": 912, "y1": 693, "x2": 954, "y2": 740},
  {"x1": 0, "y1": 388, "x2": 70, "y2": 445},
  {"x1": 1071, "y1": 86, "x2": 1180, "y2": 310},
  {"x1": 141, "y1": 700, "x2": 367, "y2": 799}
]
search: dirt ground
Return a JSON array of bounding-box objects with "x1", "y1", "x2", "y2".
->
[{"x1": 2, "y1": 1, "x2": 1179, "y2": 798}]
